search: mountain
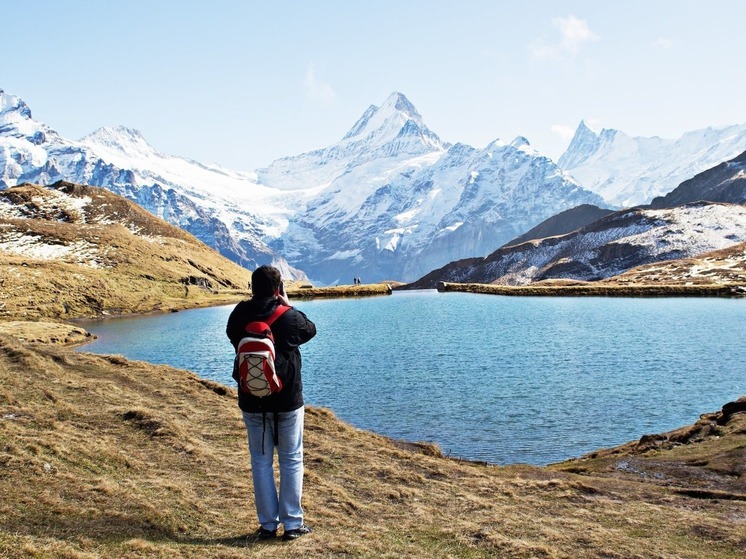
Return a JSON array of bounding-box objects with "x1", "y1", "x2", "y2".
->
[
  {"x1": 279, "y1": 138, "x2": 607, "y2": 283},
  {"x1": 257, "y1": 92, "x2": 448, "y2": 191},
  {"x1": 33, "y1": 88, "x2": 746, "y2": 283},
  {"x1": 1, "y1": 88, "x2": 608, "y2": 283},
  {"x1": 650, "y1": 149, "x2": 746, "y2": 208},
  {"x1": 0, "y1": 89, "x2": 303, "y2": 278},
  {"x1": 503, "y1": 204, "x2": 615, "y2": 247},
  {"x1": 260, "y1": 92, "x2": 606, "y2": 283},
  {"x1": 409, "y1": 147, "x2": 746, "y2": 288},
  {"x1": 408, "y1": 201, "x2": 746, "y2": 288},
  {"x1": 559, "y1": 120, "x2": 746, "y2": 207},
  {"x1": 0, "y1": 181, "x2": 251, "y2": 318}
]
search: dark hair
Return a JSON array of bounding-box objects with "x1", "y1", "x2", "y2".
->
[{"x1": 251, "y1": 265, "x2": 281, "y2": 298}]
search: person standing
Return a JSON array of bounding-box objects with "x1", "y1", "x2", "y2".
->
[{"x1": 226, "y1": 265, "x2": 317, "y2": 541}]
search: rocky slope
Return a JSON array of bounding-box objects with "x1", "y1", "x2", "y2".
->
[
  {"x1": 503, "y1": 203, "x2": 615, "y2": 247},
  {"x1": 408, "y1": 202, "x2": 746, "y2": 288},
  {"x1": 651, "y1": 149, "x2": 746, "y2": 208}
]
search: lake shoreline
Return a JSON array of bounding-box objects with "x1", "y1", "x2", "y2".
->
[{"x1": 434, "y1": 280, "x2": 746, "y2": 298}]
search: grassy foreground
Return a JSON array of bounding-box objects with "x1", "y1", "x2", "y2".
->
[{"x1": 1, "y1": 325, "x2": 744, "y2": 559}]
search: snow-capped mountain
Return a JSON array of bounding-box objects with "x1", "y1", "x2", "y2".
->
[
  {"x1": 651, "y1": 149, "x2": 746, "y2": 208},
  {"x1": 408, "y1": 202, "x2": 746, "y2": 288},
  {"x1": 1, "y1": 88, "x2": 610, "y2": 283},
  {"x1": 0, "y1": 89, "x2": 303, "y2": 278},
  {"x1": 257, "y1": 91, "x2": 606, "y2": 282},
  {"x1": 559, "y1": 120, "x2": 746, "y2": 208},
  {"x1": 257, "y1": 92, "x2": 448, "y2": 191},
  {"x1": 277, "y1": 130, "x2": 606, "y2": 283},
  {"x1": 409, "y1": 151, "x2": 746, "y2": 288}
]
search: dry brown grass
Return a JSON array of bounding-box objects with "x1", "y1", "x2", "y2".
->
[
  {"x1": 1, "y1": 182, "x2": 744, "y2": 557},
  {"x1": 287, "y1": 283, "x2": 395, "y2": 299},
  {"x1": 432, "y1": 243, "x2": 746, "y2": 298},
  {"x1": 1, "y1": 329, "x2": 744, "y2": 558},
  {"x1": 437, "y1": 281, "x2": 745, "y2": 298},
  {"x1": 0, "y1": 183, "x2": 253, "y2": 320}
]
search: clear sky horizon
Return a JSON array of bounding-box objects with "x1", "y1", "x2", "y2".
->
[{"x1": 3, "y1": 0, "x2": 746, "y2": 171}]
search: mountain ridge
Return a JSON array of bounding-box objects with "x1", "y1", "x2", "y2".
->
[
  {"x1": 4, "y1": 86, "x2": 746, "y2": 284},
  {"x1": 406, "y1": 150, "x2": 746, "y2": 289},
  {"x1": 559, "y1": 119, "x2": 746, "y2": 207}
]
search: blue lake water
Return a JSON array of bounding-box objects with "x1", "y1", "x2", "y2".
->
[{"x1": 76, "y1": 290, "x2": 746, "y2": 465}]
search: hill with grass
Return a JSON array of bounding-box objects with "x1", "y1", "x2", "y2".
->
[
  {"x1": 0, "y1": 181, "x2": 253, "y2": 319},
  {"x1": 0, "y1": 325, "x2": 744, "y2": 558}
]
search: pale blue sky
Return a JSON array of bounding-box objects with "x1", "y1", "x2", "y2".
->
[{"x1": 3, "y1": 0, "x2": 745, "y2": 170}]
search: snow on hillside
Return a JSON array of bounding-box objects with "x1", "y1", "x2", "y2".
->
[
  {"x1": 414, "y1": 202, "x2": 746, "y2": 287},
  {"x1": 0, "y1": 229, "x2": 105, "y2": 268},
  {"x1": 490, "y1": 203, "x2": 746, "y2": 284},
  {"x1": 79, "y1": 126, "x2": 292, "y2": 237}
]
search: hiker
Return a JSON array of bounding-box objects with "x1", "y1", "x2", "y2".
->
[{"x1": 226, "y1": 265, "x2": 317, "y2": 541}]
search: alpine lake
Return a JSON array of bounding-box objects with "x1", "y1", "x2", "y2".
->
[{"x1": 76, "y1": 290, "x2": 746, "y2": 466}]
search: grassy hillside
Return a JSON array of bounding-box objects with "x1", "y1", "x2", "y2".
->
[
  {"x1": 0, "y1": 182, "x2": 395, "y2": 320},
  {"x1": 1, "y1": 181, "x2": 744, "y2": 558},
  {"x1": 0, "y1": 325, "x2": 744, "y2": 558},
  {"x1": 0, "y1": 182, "x2": 253, "y2": 319}
]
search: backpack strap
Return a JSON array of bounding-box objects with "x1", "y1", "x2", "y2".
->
[
  {"x1": 264, "y1": 304, "x2": 291, "y2": 327},
  {"x1": 244, "y1": 304, "x2": 291, "y2": 333}
]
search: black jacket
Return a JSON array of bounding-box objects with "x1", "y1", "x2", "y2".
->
[{"x1": 226, "y1": 296, "x2": 316, "y2": 413}]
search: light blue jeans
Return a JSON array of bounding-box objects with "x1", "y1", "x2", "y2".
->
[{"x1": 242, "y1": 407, "x2": 305, "y2": 531}]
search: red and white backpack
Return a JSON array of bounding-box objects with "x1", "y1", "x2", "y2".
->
[{"x1": 236, "y1": 305, "x2": 291, "y2": 397}]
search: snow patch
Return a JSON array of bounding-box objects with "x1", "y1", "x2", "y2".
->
[
  {"x1": 326, "y1": 249, "x2": 361, "y2": 260},
  {"x1": 0, "y1": 232, "x2": 106, "y2": 268}
]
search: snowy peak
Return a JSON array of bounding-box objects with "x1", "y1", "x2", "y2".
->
[
  {"x1": 0, "y1": 89, "x2": 48, "y2": 143},
  {"x1": 559, "y1": 120, "x2": 746, "y2": 207},
  {"x1": 557, "y1": 120, "x2": 602, "y2": 169},
  {"x1": 343, "y1": 91, "x2": 422, "y2": 141},
  {"x1": 0, "y1": 89, "x2": 32, "y2": 120},
  {"x1": 257, "y1": 91, "x2": 448, "y2": 190},
  {"x1": 340, "y1": 91, "x2": 445, "y2": 150},
  {"x1": 509, "y1": 136, "x2": 531, "y2": 150},
  {"x1": 81, "y1": 126, "x2": 160, "y2": 159}
]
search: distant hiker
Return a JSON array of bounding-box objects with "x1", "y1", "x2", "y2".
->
[{"x1": 226, "y1": 265, "x2": 317, "y2": 541}]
